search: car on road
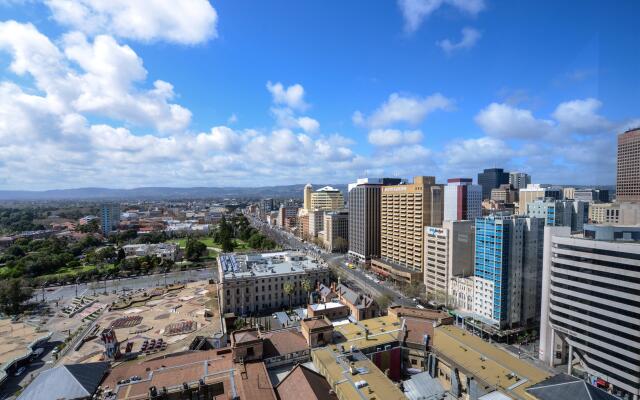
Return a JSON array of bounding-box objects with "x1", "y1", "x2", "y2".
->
[{"x1": 14, "y1": 366, "x2": 26, "y2": 376}]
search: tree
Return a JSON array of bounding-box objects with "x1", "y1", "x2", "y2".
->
[
  {"x1": 185, "y1": 238, "x2": 207, "y2": 261},
  {"x1": 301, "y1": 279, "x2": 312, "y2": 306},
  {"x1": 221, "y1": 236, "x2": 234, "y2": 253},
  {"x1": 333, "y1": 237, "x2": 348, "y2": 253},
  {"x1": 283, "y1": 282, "x2": 294, "y2": 310},
  {"x1": 375, "y1": 294, "x2": 393, "y2": 311},
  {"x1": 116, "y1": 248, "x2": 126, "y2": 264},
  {"x1": 0, "y1": 278, "x2": 34, "y2": 315}
]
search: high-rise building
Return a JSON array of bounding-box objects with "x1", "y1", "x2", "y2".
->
[
  {"x1": 423, "y1": 220, "x2": 474, "y2": 303},
  {"x1": 323, "y1": 210, "x2": 349, "y2": 252},
  {"x1": 473, "y1": 214, "x2": 544, "y2": 330},
  {"x1": 477, "y1": 168, "x2": 509, "y2": 200},
  {"x1": 589, "y1": 202, "x2": 640, "y2": 225},
  {"x1": 509, "y1": 172, "x2": 531, "y2": 190},
  {"x1": 261, "y1": 198, "x2": 275, "y2": 214},
  {"x1": 371, "y1": 176, "x2": 444, "y2": 284},
  {"x1": 347, "y1": 178, "x2": 403, "y2": 263},
  {"x1": 518, "y1": 184, "x2": 563, "y2": 214},
  {"x1": 277, "y1": 205, "x2": 298, "y2": 228},
  {"x1": 539, "y1": 225, "x2": 640, "y2": 400},
  {"x1": 443, "y1": 178, "x2": 482, "y2": 222},
  {"x1": 490, "y1": 184, "x2": 518, "y2": 204},
  {"x1": 308, "y1": 210, "x2": 325, "y2": 238},
  {"x1": 563, "y1": 187, "x2": 576, "y2": 200},
  {"x1": 616, "y1": 127, "x2": 640, "y2": 203},
  {"x1": 526, "y1": 198, "x2": 587, "y2": 231},
  {"x1": 100, "y1": 203, "x2": 120, "y2": 236},
  {"x1": 303, "y1": 183, "x2": 313, "y2": 211},
  {"x1": 310, "y1": 186, "x2": 344, "y2": 211},
  {"x1": 574, "y1": 188, "x2": 609, "y2": 203}
]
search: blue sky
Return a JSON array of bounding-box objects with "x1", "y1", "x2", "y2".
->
[{"x1": 0, "y1": 0, "x2": 638, "y2": 190}]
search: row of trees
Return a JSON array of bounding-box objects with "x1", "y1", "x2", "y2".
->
[{"x1": 213, "y1": 215, "x2": 277, "y2": 252}]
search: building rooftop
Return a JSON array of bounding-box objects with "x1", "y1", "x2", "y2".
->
[
  {"x1": 18, "y1": 362, "x2": 109, "y2": 400},
  {"x1": 526, "y1": 374, "x2": 620, "y2": 400},
  {"x1": 219, "y1": 252, "x2": 326, "y2": 279},
  {"x1": 432, "y1": 325, "x2": 550, "y2": 399},
  {"x1": 0, "y1": 320, "x2": 50, "y2": 378},
  {"x1": 312, "y1": 346, "x2": 406, "y2": 400},
  {"x1": 309, "y1": 301, "x2": 345, "y2": 311},
  {"x1": 275, "y1": 363, "x2": 337, "y2": 400},
  {"x1": 262, "y1": 328, "x2": 308, "y2": 359},
  {"x1": 333, "y1": 315, "x2": 401, "y2": 351},
  {"x1": 102, "y1": 349, "x2": 277, "y2": 400}
]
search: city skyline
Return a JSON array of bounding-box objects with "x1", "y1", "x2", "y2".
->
[{"x1": 0, "y1": 1, "x2": 639, "y2": 190}]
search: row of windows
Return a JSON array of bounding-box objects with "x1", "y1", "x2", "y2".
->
[{"x1": 550, "y1": 290, "x2": 640, "y2": 320}]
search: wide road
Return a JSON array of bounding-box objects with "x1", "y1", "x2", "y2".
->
[
  {"x1": 247, "y1": 214, "x2": 416, "y2": 308},
  {"x1": 34, "y1": 268, "x2": 214, "y2": 303}
]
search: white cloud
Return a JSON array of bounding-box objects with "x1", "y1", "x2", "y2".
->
[
  {"x1": 368, "y1": 129, "x2": 423, "y2": 147},
  {"x1": 45, "y1": 0, "x2": 218, "y2": 45},
  {"x1": 552, "y1": 98, "x2": 612, "y2": 134},
  {"x1": 475, "y1": 102, "x2": 554, "y2": 139},
  {"x1": 227, "y1": 113, "x2": 238, "y2": 124},
  {"x1": 297, "y1": 116, "x2": 320, "y2": 134},
  {"x1": 355, "y1": 92, "x2": 453, "y2": 128},
  {"x1": 444, "y1": 136, "x2": 515, "y2": 167},
  {"x1": 398, "y1": 0, "x2": 485, "y2": 33},
  {"x1": 437, "y1": 27, "x2": 481, "y2": 54},
  {"x1": 266, "y1": 81, "x2": 308, "y2": 111}
]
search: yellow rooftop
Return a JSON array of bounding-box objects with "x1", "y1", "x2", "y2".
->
[
  {"x1": 433, "y1": 325, "x2": 550, "y2": 399},
  {"x1": 333, "y1": 315, "x2": 401, "y2": 350},
  {"x1": 312, "y1": 345, "x2": 405, "y2": 400}
]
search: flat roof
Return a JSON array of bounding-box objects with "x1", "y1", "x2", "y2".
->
[
  {"x1": 312, "y1": 346, "x2": 406, "y2": 400},
  {"x1": 219, "y1": 252, "x2": 327, "y2": 280},
  {"x1": 309, "y1": 301, "x2": 347, "y2": 311},
  {"x1": 333, "y1": 315, "x2": 401, "y2": 350},
  {"x1": 432, "y1": 325, "x2": 550, "y2": 399}
]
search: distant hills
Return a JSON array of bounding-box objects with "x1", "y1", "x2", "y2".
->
[{"x1": 0, "y1": 184, "x2": 349, "y2": 201}]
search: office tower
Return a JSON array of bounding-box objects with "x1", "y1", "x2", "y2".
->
[
  {"x1": 371, "y1": 176, "x2": 443, "y2": 284},
  {"x1": 311, "y1": 186, "x2": 344, "y2": 211},
  {"x1": 477, "y1": 168, "x2": 509, "y2": 199},
  {"x1": 443, "y1": 178, "x2": 482, "y2": 222},
  {"x1": 348, "y1": 178, "x2": 403, "y2": 263},
  {"x1": 518, "y1": 184, "x2": 563, "y2": 214},
  {"x1": 574, "y1": 188, "x2": 610, "y2": 203},
  {"x1": 323, "y1": 210, "x2": 349, "y2": 252},
  {"x1": 423, "y1": 220, "x2": 474, "y2": 304},
  {"x1": 348, "y1": 184, "x2": 381, "y2": 263},
  {"x1": 616, "y1": 127, "x2": 640, "y2": 202},
  {"x1": 589, "y1": 202, "x2": 640, "y2": 225},
  {"x1": 100, "y1": 203, "x2": 120, "y2": 236},
  {"x1": 261, "y1": 198, "x2": 275, "y2": 214},
  {"x1": 526, "y1": 199, "x2": 577, "y2": 227},
  {"x1": 563, "y1": 187, "x2": 575, "y2": 200},
  {"x1": 491, "y1": 184, "x2": 518, "y2": 204},
  {"x1": 474, "y1": 214, "x2": 544, "y2": 329},
  {"x1": 509, "y1": 172, "x2": 531, "y2": 190},
  {"x1": 303, "y1": 183, "x2": 313, "y2": 210},
  {"x1": 308, "y1": 210, "x2": 325, "y2": 238},
  {"x1": 277, "y1": 205, "x2": 298, "y2": 228},
  {"x1": 539, "y1": 225, "x2": 640, "y2": 400}
]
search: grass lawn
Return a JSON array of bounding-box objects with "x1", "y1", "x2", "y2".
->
[{"x1": 169, "y1": 237, "x2": 218, "y2": 249}]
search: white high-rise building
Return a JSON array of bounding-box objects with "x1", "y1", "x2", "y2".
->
[
  {"x1": 539, "y1": 225, "x2": 640, "y2": 400},
  {"x1": 443, "y1": 178, "x2": 482, "y2": 222}
]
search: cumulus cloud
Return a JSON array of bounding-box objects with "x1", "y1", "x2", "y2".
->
[
  {"x1": 398, "y1": 0, "x2": 485, "y2": 33},
  {"x1": 437, "y1": 27, "x2": 481, "y2": 54},
  {"x1": 44, "y1": 0, "x2": 218, "y2": 44},
  {"x1": 266, "y1": 81, "x2": 308, "y2": 111},
  {"x1": 475, "y1": 103, "x2": 554, "y2": 139},
  {"x1": 354, "y1": 92, "x2": 453, "y2": 128},
  {"x1": 368, "y1": 129, "x2": 423, "y2": 147},
  {"x1": 552, "y1": 98, "x2": 613, "y2": 134}
]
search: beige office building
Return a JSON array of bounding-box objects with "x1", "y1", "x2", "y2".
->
[
  {"x1": 616, "y1": 127, "x2": 640, "y2": 203},
  {"x1": 589, "y1": 202, "x2": 640, "y2": 225},
  {"x1": 323, "y1": 210, "x2": 348, "y2": 252},
  {"x1": 303, "y1": 183, "x2": 313, "y2": 210},
  {"x1": 518, "y1": 184, "x2": 545, "y2": 214},
  {"x1": 424, "y1": 220, "x2": 475, "y2": 304},
  {"x1": 310, "y1": 186, "x2": 344, "y2": 211},
  {"x1": 371, "y1": 176, "x2": 443, "y2": 284}
]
